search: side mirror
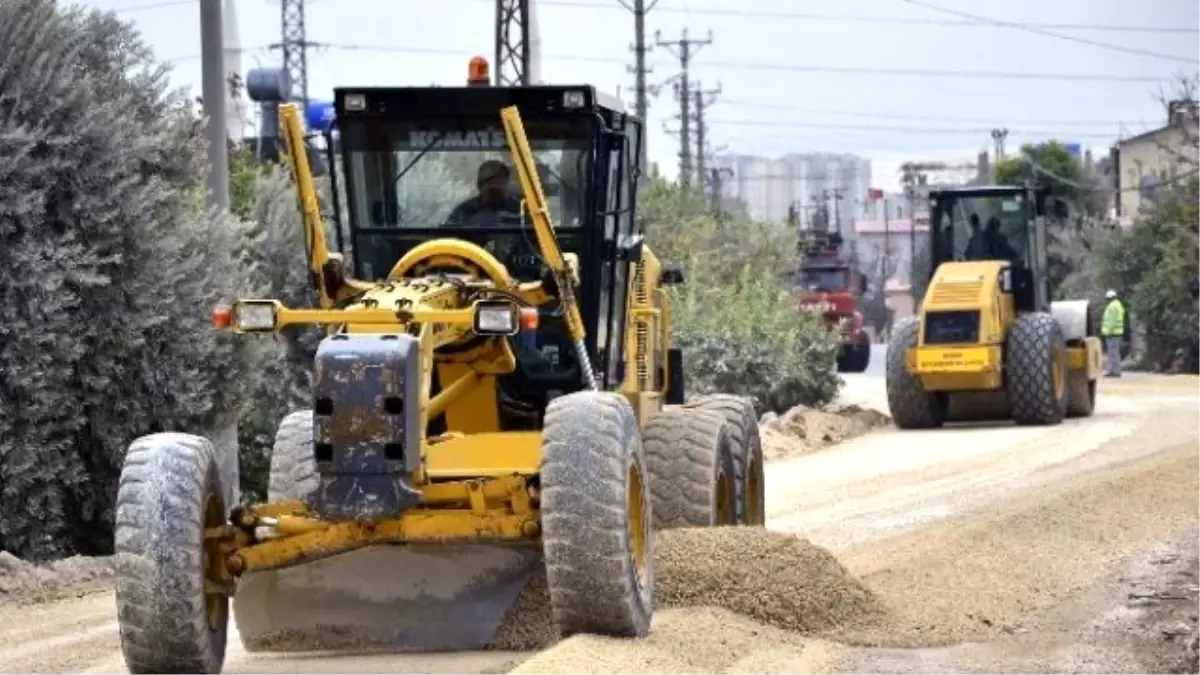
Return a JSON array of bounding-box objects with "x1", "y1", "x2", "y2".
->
[
  {"x1": 617, "y1": 233, "x2": 645, "y2": 262},
  {"x1": 659, "y1": 261, "x2": 685, "y2": 286}
]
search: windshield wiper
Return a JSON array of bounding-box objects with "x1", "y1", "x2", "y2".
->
[{"x1": 392, "y1": 132, "x2": 445, "y2": 187}]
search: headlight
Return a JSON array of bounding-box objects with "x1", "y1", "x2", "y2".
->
[
  {"x1": 563, "y1": 90, "x2": 586, "y2": 109},
  {"x1": 473, "y1": 301, "x2": 518, "y2": 335},
  {"x1": 234, "y1": 302, "x2": 277, "y2": 331}
]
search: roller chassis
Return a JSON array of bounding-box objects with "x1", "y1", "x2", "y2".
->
[{"x1": 886, "y1": 184, "x2": 1102, "y2": 429}]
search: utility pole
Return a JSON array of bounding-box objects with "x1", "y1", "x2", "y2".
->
[
  {"x1": 200, "y1": 0, "x2": 229, "y2": 212},
  {"x1": 656, "y1": 28, "x2": 712, "y2": 191},
  {"x1": 990, "y1": 128, "x2": 1009, "y2": 181},
  {"x1": 693, "y1": 81, "x2": 720, "y2": 187},
  {"x1": 620, "y1": 0, "x2": 659, "y2": 125},
  {"x1": 708, "y1": 167, "x2": 733, "y2": 221},
  {"x1": 824, "y1": 187, "x2": 844, "y2": 234}
]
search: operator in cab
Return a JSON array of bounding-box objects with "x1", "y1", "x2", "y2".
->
[{"x1": 445, "y1": 159, "x2": 523, "y2": 227}]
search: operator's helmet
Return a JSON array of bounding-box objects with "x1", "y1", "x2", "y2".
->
[{"x1": 1105, "y1": 289, "x2": 1117, "y2": 299}]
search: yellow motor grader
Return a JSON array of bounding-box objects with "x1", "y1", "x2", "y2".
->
[
  {"x1": 111, "y1": 60, "x2": 766, "y2": 674},
  {"x1": 886, "y1": 185, "x2": 1102, "y2": 428}
]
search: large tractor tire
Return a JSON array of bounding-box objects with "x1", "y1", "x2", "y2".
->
[
  {"x1": 1006, "y1": 312, "x2": 1069, "y2": 426},
  {"x1": 643, "y1": 406, "x2": 738, "y2": 530},
  {"x1": 266, "y1": 410, "x2": 318, "y2": 501},
  {"x1": 114, "y1": 433, "x2": 229, "y2": 674},
  {"x1": 540, "y1": 390, "x2": 653, "y2": 639},
  {"x1": 682, "y1": 394, "x2": 765, "y2": 526},
  {"x1": 885, "y1": 316, "x2": 947, "y2": 429},
  {"x1": 233, "y1": 410, "x2": 316, "y2": 651}
]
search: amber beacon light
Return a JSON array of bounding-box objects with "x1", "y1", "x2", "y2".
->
[{"x1": 468, "y1": 56, "x2": 490, "y2": 86}]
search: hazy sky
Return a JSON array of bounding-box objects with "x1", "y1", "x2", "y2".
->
[{"x1": 90, "y1": 0, "x2": 1198, "y2": 191}]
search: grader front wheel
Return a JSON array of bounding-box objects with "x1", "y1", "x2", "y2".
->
[
  {"x1": 114, "y1": 433, "x2": 229, "y2": 674},
  {"x1": 540, "y1": 391, "x2": 653, "y2": 639}
]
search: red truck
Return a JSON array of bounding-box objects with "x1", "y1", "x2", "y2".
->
[{"x1": 794, "y1": 233, "x2": 872, "y2": 373}]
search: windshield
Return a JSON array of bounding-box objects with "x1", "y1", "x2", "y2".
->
[
  {"x1": 798, "y1": 268, "x2": 848, "y2": 292},
  {"x1": 932, "y1": 193, "x2": 1028, "y2": 265},
  {"x1": 340, "y1": 116, "x2": 591, "y2": 280}
]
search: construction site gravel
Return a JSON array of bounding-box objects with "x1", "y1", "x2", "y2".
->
[{"x1": 1, "y1": 369, "x2": 1196, "y2": 675}]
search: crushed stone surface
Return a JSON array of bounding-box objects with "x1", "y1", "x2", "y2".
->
[
  {"x1": 759, "y1": 403, "x2": 891, "y2": 460},
  {"x1": 510, "y1": 606, "x2": 837, "y2": 675}
]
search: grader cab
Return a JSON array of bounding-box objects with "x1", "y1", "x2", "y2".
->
[
  {"x1": 112, "y1": 62, "x2": 765, "y2": 674},
  {"x1": 885, "y1": 185, "x2": 1103, "y2": 428}
]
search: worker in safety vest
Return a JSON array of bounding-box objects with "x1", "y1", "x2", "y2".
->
[{"x1": 1100, "y1": 289, "x2": 1126, "y2": 377}]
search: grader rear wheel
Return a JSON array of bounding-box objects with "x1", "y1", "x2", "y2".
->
[
  {"x1": 540, "y1": 390, "x2": 653, "y2": 638},
  {"x1": 682, "y1": 394, "x2": 764, "y2": 526},
  {"x1": 643, "y1": 407, "x2": 738, "y2": 530},
  {"x1": 114, "y1": 433, "x2": 229, "y2": 674}
]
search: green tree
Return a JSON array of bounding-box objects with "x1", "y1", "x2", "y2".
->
[
  {"x1": 0, "y1": 0, "x2": 256, "y2": 558},
  {"x1": 1097, "y1": 177, "x2": 1199, "y2": 372},
  {"x1": 640, "y1": 177, "x2": 842, "y2": 413}
]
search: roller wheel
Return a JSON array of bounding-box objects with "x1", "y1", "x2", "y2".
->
[
  {"x1": 643, "y1": 406, "x2": 738, "y2": 529},
  {"x1": 540, "y1": 390, "x2": 653, "y2": 638},
  {"x1": 234, "y1": 410, "x2": 317, "y2": 651},
  {"x1": 885, "y1": 316, "x2": 948, "y2": 429},
  {"x1": 115, "y1": 433, "x2": 229, "y2": 674},
  {"x1": 1007, "y1": 312, "x2": 1069, "y2": 425},
  {"x1": 1066, "y1": 370, "x2": 1096, "y2": 418},
  {"x1": 681, "y1": 394, "x2": 764, "y2": 526}
]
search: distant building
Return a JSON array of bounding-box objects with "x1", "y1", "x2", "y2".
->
[
  {"x1": 712, "y1": 152, "x2": 872, "y2": 232},
  {"x1": 1111, "y1": 100, "x2": 1199, "y2": 221}
]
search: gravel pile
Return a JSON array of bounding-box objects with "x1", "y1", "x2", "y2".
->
[{"x1": 490, "y1": 527, "x2": 887, "y2": 661}]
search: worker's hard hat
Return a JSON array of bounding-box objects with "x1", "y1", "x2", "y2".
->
[{"x1": 1105, "y1": 289, "x2": 1117, "y2": 299}]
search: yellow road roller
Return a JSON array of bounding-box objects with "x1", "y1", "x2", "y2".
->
[
  {"x1": 886, "y1": 185, "x2": 1102, "y2": 428},
  {"x1": 111, "y1": 60, "x2": 765, "y2": 674}
]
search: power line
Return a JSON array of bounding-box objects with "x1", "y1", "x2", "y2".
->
[
  {"x1": 703, "y1": 118, "x2": 1123, "y2": 138},
  {"x1": 445, "y1": 0, "x2": 1199, "y2": 35},
  {"x1": 901, "y1": 0, "x2": 1199, "y2": 65},
  {"x1": 110, "y1": 0, "x2": 1200, "y2": 38},
  {"x1": 110, "y1": 0, "x2": 193, "y2": 12},
  {"x1": 717, "y1": 99, "x2": 1148, "y2": 128},
  {"x1": 306, "y1": 42, "x2": 1180, "y2": 83}
]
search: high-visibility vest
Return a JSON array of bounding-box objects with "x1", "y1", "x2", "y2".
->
[{"x1": 1101, "y1": 299, "x2": 1126, "y2": 337}]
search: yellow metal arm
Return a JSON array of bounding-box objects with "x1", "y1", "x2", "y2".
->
[
  {"x1": 499, "y1": 105, "x2": 598, "y2": 389},
  {"x1": 230, "y1": 299, "x2": 485, "y2": 331},
  {"x1": 278, "y1": 104, "x2": 372, "y2": 307}
]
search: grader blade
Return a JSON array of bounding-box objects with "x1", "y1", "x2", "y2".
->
[{"x1": 232, "y1": 544, "x2": 542, "y2": 652}]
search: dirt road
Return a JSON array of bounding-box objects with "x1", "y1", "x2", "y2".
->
[{"x1": 1, "y1": 372, "x2": 1195, "y2": 674}]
